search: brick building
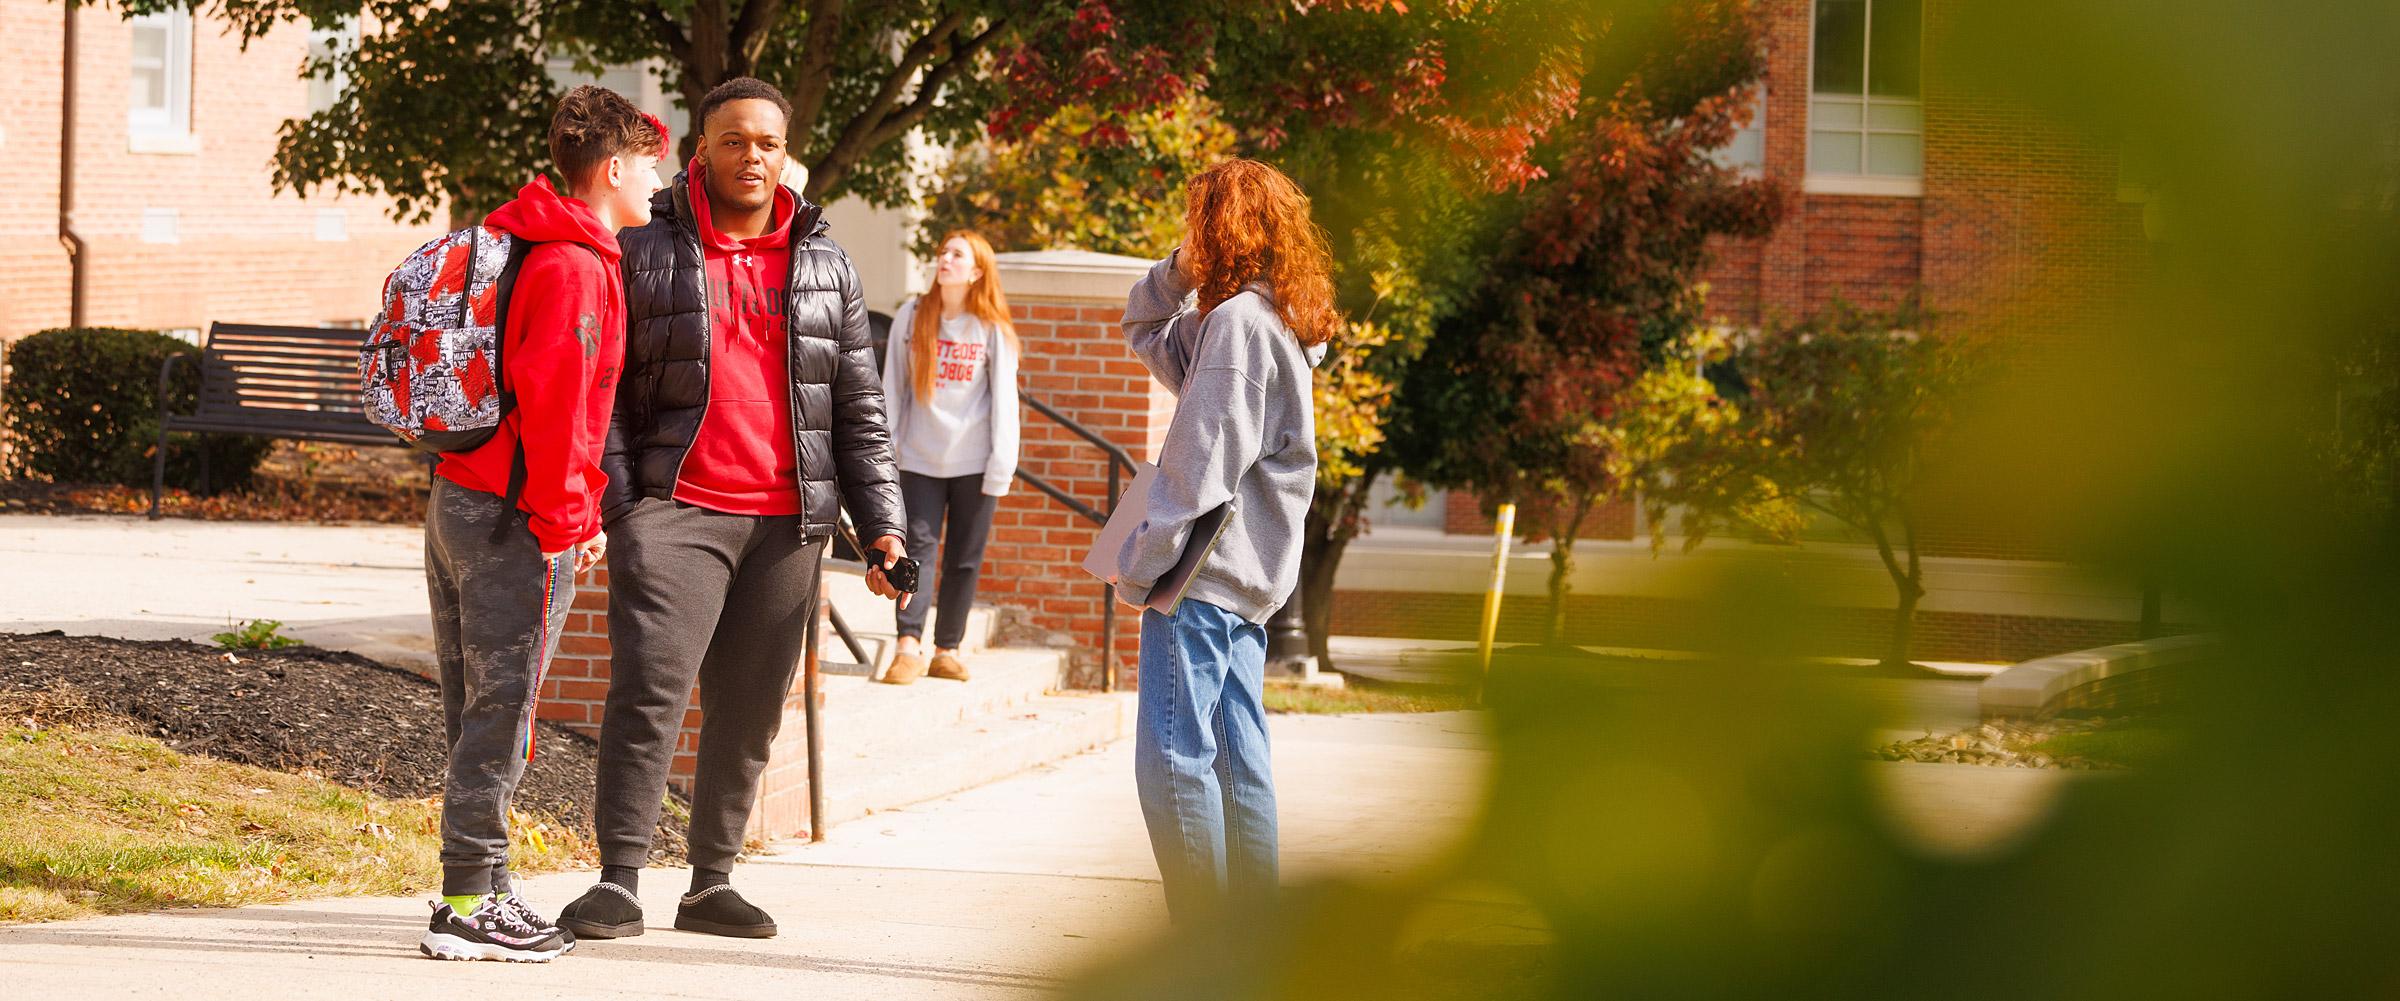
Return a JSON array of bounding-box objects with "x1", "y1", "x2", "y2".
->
[
  {"x1": 1337, "y1": 0, "x2": 2163, "y2": 662},
  {"x1": 0, "y1": 2, "x2": 446, "y2": 345}
]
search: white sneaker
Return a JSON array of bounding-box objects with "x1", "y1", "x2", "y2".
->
[{"x1": 418, "y1": 896, "x2": 575, "y2": 962}]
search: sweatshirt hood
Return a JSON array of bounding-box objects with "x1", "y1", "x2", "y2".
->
[
  {"x1": 483, "y1": 176, "x2": 623, "y2": 263},
  {"x1": 1237, "y1": 280, "x2": 1329, "y2": 368}
]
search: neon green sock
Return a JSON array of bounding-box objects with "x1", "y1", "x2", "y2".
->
[{"x1": 443, "y1": 893, "x2": 484, "y2": 916}]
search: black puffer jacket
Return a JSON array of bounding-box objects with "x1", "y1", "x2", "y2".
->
[{"x1": 600, "y1": 176, "x2": 905, "y2": 543}]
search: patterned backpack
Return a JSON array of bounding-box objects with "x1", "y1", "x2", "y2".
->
[{"x1": 359, "y1": 226, "x2": 535, "y2": 454}]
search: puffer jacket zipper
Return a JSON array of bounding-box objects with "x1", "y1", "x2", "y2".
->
[
  {"x1": 664, "y1": 182, "x2": 713, "y2": 494},
  {"x1": 785, "y1": 213, "x2": 813, "y2": 533}
]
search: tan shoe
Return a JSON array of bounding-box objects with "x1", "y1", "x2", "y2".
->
[
  {"x1": 928, "y1": 652, "x2": 970, "y2": 682},
  {"x1": 880, "y1": 652, "x2": 926, "y2": 685}
]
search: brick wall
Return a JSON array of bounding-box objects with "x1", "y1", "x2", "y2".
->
[
  {"x1": 1683, "y1": 0, "x2": 2150, "y2": 566},
  {"x1": 1441, "y1": 490, "x2": 1637, "y2": 541},
  {"x1": 1411, "y1": 0, "x2": 2156, "y2": 654},
  {"x1": 0, "y1": 2, "x2": 444, "y2": 346}
]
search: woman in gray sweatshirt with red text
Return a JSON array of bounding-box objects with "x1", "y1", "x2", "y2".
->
[{"x1": 1109, "y1": 159, "x2": 1337, "y2": 924}]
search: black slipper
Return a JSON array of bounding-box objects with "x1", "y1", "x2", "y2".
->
[
  {"x1": 557, "y1": 882, "x2": 645, "y2": 939},
  {"x1": 674, "y1": 884, "x2": 777, "y2": 938}
]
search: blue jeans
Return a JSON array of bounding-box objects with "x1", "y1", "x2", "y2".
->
[{"x1": 1134, "y1": 600, "x2": 1277, "y2": 923}]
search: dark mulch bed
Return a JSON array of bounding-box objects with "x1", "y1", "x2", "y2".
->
[{"x1": 0, "y1": 630, "x2": 687, "y2": 864}]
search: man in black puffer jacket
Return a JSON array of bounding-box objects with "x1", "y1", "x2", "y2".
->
[{"x1": 559, "y1": 77, "x2": 911, "y2": 943}]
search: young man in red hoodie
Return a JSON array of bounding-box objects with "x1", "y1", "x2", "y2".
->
[
  {"x1": 557, "y1": 77, "x2": 910, "y2": 942},
  {"x1": 417, "y1": 85, "x2": 665, "y2": 964}
]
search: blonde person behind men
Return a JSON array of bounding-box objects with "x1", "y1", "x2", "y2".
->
[{"x1": 876, "y1": 231, "x2": 1022, "y2": 684}]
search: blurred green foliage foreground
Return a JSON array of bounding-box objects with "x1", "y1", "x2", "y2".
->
[{"x1": 1068, "y1": 1, "x2": 2400, "y2": 997}]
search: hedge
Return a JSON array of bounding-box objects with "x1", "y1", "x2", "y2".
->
[{"x1": 1, "y1": 327, "x2": 272, "y2": 493}]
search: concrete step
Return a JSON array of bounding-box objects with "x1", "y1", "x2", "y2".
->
[
  {"x1": 818, "y1": 566, "x2": 1002, "y2": 675},
  {"x1": 803, "y1": 645, "x2": 1072, "y2": 745},
  {"x1": 817, "y1": 691, "x2": 1136, "y2": 826}
]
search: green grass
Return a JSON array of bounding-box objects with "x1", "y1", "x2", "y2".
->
[
  {"x1": 1265, "y1": 679, "x2": 1479, "y2": 715},
  {"x1": 2029, "y1": 726, "x2": 2180, "y2": 769},
  {"x1": 0, "y1": 721, "x2": 582, "y2": 924}
]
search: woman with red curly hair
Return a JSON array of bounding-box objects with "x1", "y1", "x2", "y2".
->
[{"x1": 1108, "y1": 158, "x2": 1338, "y2": 923}]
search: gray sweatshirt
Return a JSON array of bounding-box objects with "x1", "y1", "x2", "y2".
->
[
  {"x1": 1113, "y1": 253, "x2": 1325, "y2": 623},
  {"x1": 882, "y1": 298, "x2": 1021, "y2": 496}
]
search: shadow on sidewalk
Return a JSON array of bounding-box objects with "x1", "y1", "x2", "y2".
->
[{"x1": 0, "y1": 905, "x2": 1069, "y2": 992}]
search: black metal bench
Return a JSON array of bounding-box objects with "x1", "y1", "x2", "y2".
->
[{"x1": 148, "y1": 322, "x2": 399, "y2": 517}]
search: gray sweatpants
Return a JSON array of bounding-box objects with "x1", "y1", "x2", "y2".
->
[
  {"x1": 425, "y1": 477, "x2": 575, "y2": 897},
  {"x1": 594, "y1": 497, "x2": 824, "y2": 872}
]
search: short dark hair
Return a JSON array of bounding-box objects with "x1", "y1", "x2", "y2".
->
[
  {"x1": 549, "y1": 85, "x2": 668, "y2": 189},
  {"x1": 695, "y1": 77, "x2": 793, "y2": 135}
]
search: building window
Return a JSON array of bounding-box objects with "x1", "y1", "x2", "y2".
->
[
  {"x1": 1807, "y1": 0, "x2": 1922, "y2": 195},
  {"x1": 1711, "y1": 90, "x2": 1767, "y2": 174},
  {"x1": 306, "y1": 20, "x2": 354, "y2": 117},
  {"x1": 129, "y1": 11, "x2": 194, "y2": 139},
  {"x1": 315, "y1": 208, "x2": 348, "y2": 242}
]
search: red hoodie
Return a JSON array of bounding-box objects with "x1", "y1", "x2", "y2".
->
[
  {"x1": 673, "y1": 163, "x2": 804, "y2": 516},
  {"x1": 435, "y1": 176, "x2": 626, "y2": 553}
]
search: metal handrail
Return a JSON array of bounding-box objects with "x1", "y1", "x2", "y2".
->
[
  {"x1": 1024, "y1": 393, "x2": 1138, "y2": 472},
  {"x1": 816, "y1": 390, "x2": 1135, "y2": 689},
  {"x1": 1014, "y1": 391, "x2": 1135, "y2": 692},
  {"x1": 796, "y1": 388, "x2": 1138, "y2": 838}
]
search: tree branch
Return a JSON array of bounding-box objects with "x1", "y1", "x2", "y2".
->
[
  {"x1": 634, "y1": 0, "x2": 695, "y2": 68},
  {"x1": 728, "y1": 0, "x2": 789, "y2": 78},
  {"x1": 785, "y1": 0, "x2": 848, "y2": 140},
  {"x1": 861, "y1": 16, "x2": 1010, "y2": 149},
  {"x1": 805, "y1": 10, "x2": 996, "y2": 198}
]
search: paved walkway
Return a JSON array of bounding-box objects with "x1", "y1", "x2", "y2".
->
[{"x1": 0, "y1": 712, "x2": 1495, "y2": 999}]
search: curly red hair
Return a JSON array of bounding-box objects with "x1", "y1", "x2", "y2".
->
[{"x1": 1180, "y1": 159, "x2": 1340, "y2": 348}]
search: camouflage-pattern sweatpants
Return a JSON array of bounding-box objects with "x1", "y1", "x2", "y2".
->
[{"x1": 424, "y1": 477, "x2": 575, "y2": 897}]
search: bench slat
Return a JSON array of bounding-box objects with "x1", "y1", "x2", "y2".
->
[{"x1": 157, "y1": 323, "x2": 406, "y2": 452}]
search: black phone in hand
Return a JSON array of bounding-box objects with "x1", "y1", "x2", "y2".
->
[{"x1": 867, "y1": 550, "x2": 921, "y2": 594}]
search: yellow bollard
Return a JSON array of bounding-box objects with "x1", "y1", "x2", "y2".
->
[{"x1": 1476, "y1": 502, "x2": 1516, "y2": 702}]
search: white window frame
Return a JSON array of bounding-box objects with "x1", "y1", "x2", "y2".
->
[
  {"x1": 306, "y1": 19, "x2": 356, "y2": 117},
  {"x1": 1805, "y1": 0, "x2": 1923, "y2": 197},
  {"x1": 1710, "y1": 89, "x2": 1768, "y2": 176},
  {"x1": 128, "y1": 10, "x2": 197, "y2": 152}
]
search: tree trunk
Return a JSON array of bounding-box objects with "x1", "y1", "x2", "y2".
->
[
  {"x1": 1888, "y1": 574, "x2": 1925, "y2": 669},
  {"x1": 1297, "y1": 468, "x2": 1381, "y2": 673},
  {"x1": 1298, "y1": 532, "x2": 1349, "y2": 672},
  {"x1": 1866, "y1": 516, "x2": 1926, "y2": 668},
  {"x1": 1545, "y1": 496, "x2": 1593, "y2": 648}
]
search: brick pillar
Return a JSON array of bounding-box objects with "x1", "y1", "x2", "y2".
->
[{"x1": 974, "y1": 250, "x2": 1172, "y2": 689}]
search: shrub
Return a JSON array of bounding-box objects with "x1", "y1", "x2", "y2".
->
[{"x1": 1, "y1": 327, "x2": 271, "y2": 493}]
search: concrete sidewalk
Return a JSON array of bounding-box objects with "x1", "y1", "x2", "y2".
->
[
  {"x1": 0, "y1": 513, "x2": 433, "y2": 669},
  {"x1": 0, "y1": 712, "x2": 1497, "y2": 1000}
]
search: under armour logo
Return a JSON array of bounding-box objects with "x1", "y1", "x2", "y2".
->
[{"x1": 733, "y1": 252, "x2": 756, "y2": 268}]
